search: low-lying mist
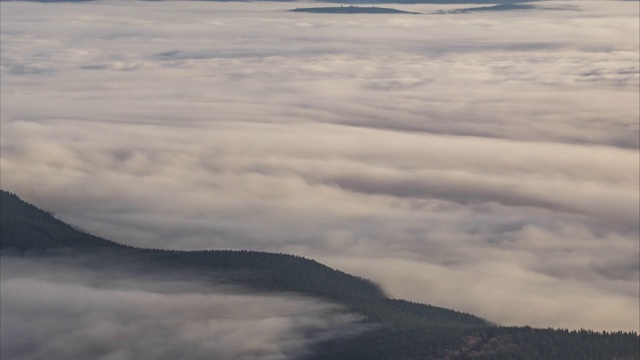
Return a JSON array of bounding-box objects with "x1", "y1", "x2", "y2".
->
[{"x1": 0, "y1": 255, "x2": 368, "y2": 360}]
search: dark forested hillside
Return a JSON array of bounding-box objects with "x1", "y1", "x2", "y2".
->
[
  {"x1": 0, "y1": 190, "x2": 122, "y2": 250},
  {"x1": 1, "y1": 189, "x2": 638, "y2": 359}
]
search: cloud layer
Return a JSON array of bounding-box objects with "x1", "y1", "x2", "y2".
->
[
  {"x1": 1, "y1": 1, "x2": 638, "y2": 332},
  {"x1": 1, "y1": 256, "x2": 366, "y2": 360}
]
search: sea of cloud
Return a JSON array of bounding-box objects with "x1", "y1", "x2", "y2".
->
[{"x1": 1, "y1": 0, "x2": 638, "y2": 332}]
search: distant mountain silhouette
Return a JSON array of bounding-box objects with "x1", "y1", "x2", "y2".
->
[
  {"x1": 290, "y1": 6, "x2": 419, "y2": 14},
  {"x1": 1, "y1": 189, "x2": 638, "y2": 359},
  {"x1": 2, "y1": 0, "x2": 535, "y2": 4}
]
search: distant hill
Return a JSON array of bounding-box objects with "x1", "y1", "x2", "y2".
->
[
  {"x1": 1, "y1": 189, "x2": 638, "y2": 359},
  {"x1": 290, "y1": 6, "x2": 419, "y2": 14},
  {"x1": 0, "y1": 0, "x2": 538, "y2": 4},
  {"x1": 433, "y1": 3, "x2": 536, "y2": 14}
]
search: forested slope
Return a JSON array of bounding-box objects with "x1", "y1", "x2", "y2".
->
[
  {"x1": 1, "y1": 190, "x2": 638, "y2": 359},
  {"x1": 0, "y1": 191, "x2": 123, "y2": 250}
]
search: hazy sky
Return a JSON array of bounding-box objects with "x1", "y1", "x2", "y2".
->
[{"x1": 1, "y1": 1, "x2": 638, "y2": 332}]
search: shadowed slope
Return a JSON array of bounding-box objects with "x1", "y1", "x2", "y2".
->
[
  {"x1": 0, "y1": 191, "x2": 123, "y2": 250},
  {"x1": 0, "y1": 189, "x2": 488, "y2": 331}
]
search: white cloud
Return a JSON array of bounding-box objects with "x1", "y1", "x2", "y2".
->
[
  {"x1": 0, "y1": 256, "x2": 366, "y2": 360},
  {"x1": 1, "y1": 0, "x2": 638, "y2": 332}
]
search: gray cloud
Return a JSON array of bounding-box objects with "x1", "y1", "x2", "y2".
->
[
  {"x1": 0, "y1": 256, "x2": 367, "y2": 360},
  {"x1": 0, "y1": 0, "x2": 638, "y2": 332}
]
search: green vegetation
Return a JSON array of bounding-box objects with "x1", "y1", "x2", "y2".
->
[{"x1": 1, "y1": 189, "x2": 638, "y2": 359}]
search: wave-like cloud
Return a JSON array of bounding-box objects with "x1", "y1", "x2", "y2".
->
[
  {"x1": 1, "y1": 1, "x2": 638, "y2": 331},
  {"x1": 0, "y1": 256, "x2": 366, "y2": 360}
]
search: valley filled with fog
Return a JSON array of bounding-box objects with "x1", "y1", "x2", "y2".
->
[
  {"x1": 1, "y1": 0, "x2": 638, "y2": 332},
  {"x1": 1, "y1": 255, "x2": 368, "y2": 360}
]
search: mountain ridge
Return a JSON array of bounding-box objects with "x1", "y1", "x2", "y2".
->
[
  {"x1": 0, "y1": 189, "x2": 489, "y2": 329},
  {"x1": 1, "y1": 189, "x2": 638, "y2": 359}
]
